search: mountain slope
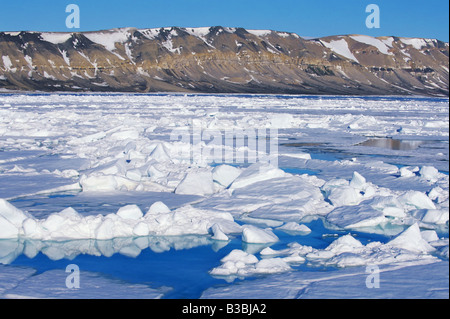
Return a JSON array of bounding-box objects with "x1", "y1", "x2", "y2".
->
[{"x1": 0, "y1": 27, "x2": 448, "y2": 96}]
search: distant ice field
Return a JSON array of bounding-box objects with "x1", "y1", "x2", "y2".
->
[{"x1": 0, "y1": 93, "x2": 448, "y2": 299}]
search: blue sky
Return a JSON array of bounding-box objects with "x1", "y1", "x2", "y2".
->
[{"x1": 1, "y1": 0, "x2": 448, "y2": 41}]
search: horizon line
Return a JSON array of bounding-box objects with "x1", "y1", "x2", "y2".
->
[{"x1": 0, "y1": 26, "x2": 448, "y2": 43}]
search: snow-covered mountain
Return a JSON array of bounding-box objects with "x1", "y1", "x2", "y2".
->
[{"x1": 0, "y1": 26, "x2": 448, "y2": 95}]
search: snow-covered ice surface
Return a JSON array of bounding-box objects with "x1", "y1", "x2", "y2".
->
[
  {"x1": 0, "y1": 93, "x2": 448, "y2": 299},
  {"x1": 203, "y1": 259, "x2": 449, "y2": 299}
]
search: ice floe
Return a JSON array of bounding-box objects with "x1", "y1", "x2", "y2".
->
[
  {"x1": 209, "y1": 249, "x2": 291, "y2": 278},
  {"x1": 0, "y1": 265, "x2": 168, "y2": 299},
  {"x1": 0, "y1": 199, "x2": 242, "y2": 241},
  {"x1": 241, "y1": 225, "x2": 279, "y2": 244},
  {"x1": 175, "y1": 169, "x2": 215, "y2": 196},
  {"x1": 211, "y1": 164, "x2": 242, "y2": 188},
  {"x1": 202, "y1": 259, "x2": 448, "y2": 299}
]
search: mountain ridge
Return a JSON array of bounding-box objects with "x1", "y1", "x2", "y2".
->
[{"x1": 0, "y1": 26, "x2": 448, "y2": 96}]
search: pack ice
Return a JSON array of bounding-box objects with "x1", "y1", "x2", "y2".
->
[{"x1": 0, "y1": 93, "x2": 448, "y2": 284}]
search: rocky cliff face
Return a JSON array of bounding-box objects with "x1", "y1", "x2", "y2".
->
[{"x1": 0, "y1": 27, "x2": 448, "y2": 96}]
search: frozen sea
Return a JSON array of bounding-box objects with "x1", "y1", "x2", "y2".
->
[{"x1": 0, "y1": 93, "x2": 448, "y2": 299}]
